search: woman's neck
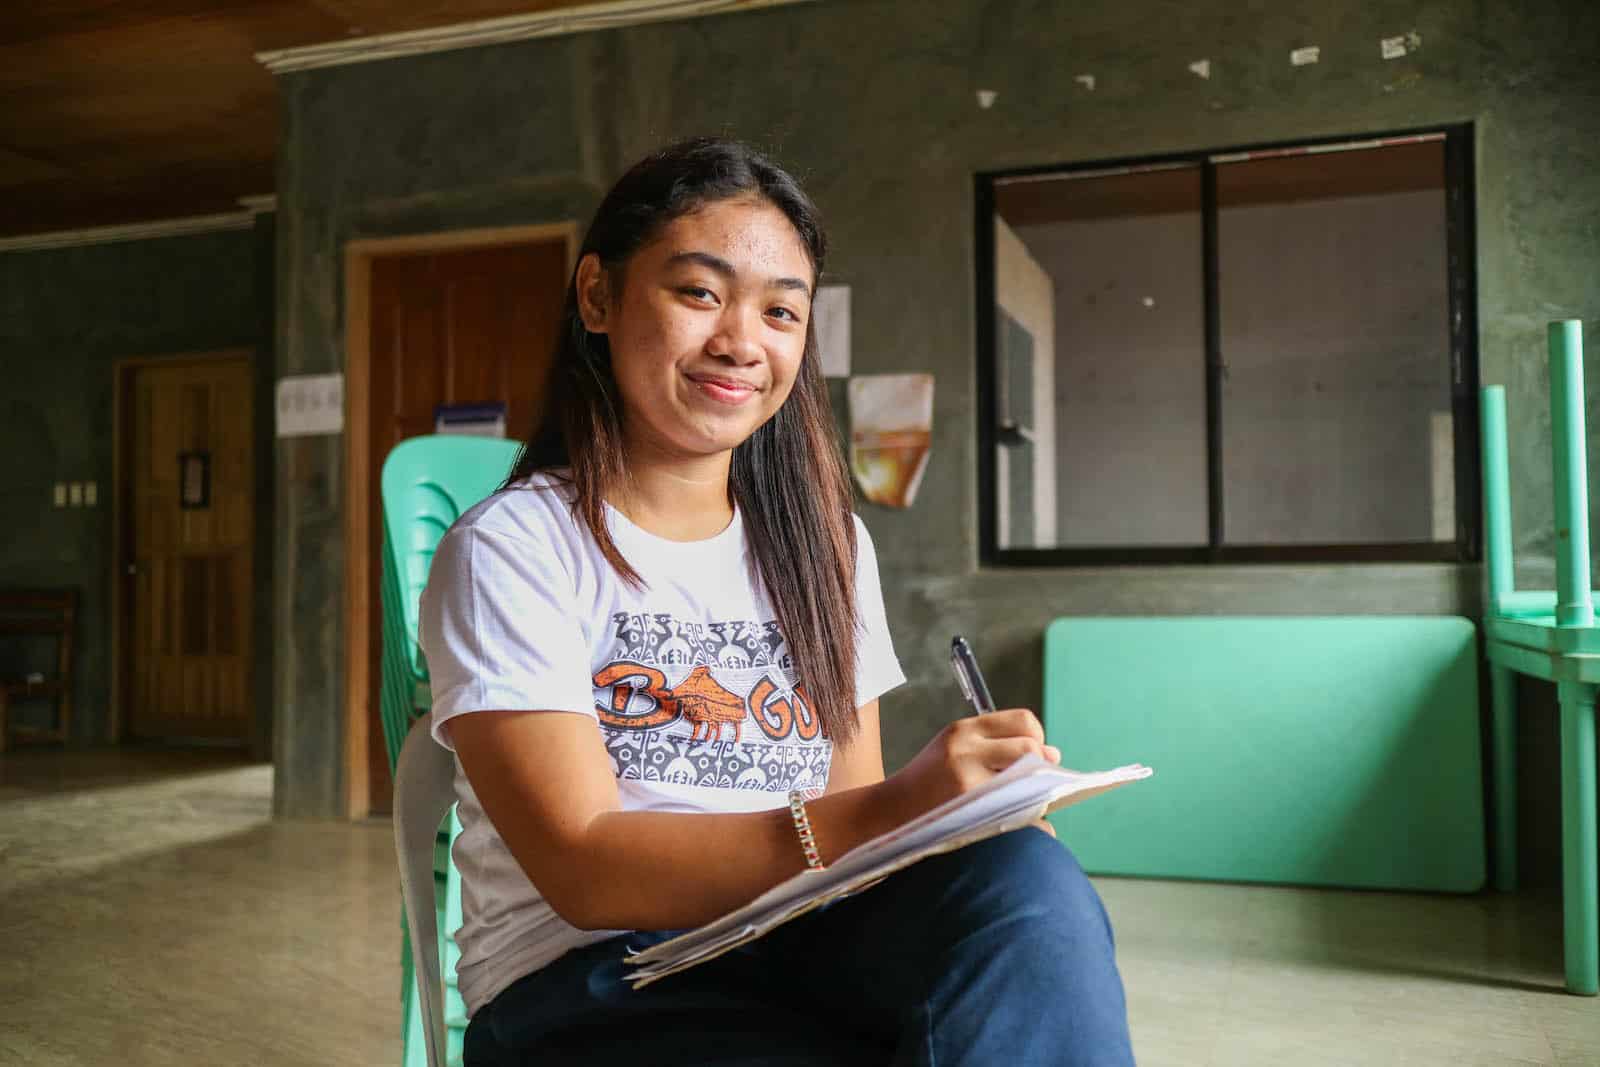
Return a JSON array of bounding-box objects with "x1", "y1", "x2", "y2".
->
[{"x1": 609, "y1": 442, "x2": 736, "y2": 543}]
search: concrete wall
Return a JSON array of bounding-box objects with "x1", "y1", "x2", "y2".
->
[
  {"x1": 0, "y1": 219, "x2": 275, "y2": 752},
  {"x1": 274, "y1": 0, "x2": 1600, "y2": 817}
]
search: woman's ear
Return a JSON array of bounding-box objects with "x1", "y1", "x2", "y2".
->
[{"x1": 575, "y1": 253, "x2": 611, "y2": 334}]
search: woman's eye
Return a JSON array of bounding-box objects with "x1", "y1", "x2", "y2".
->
[
  {"x1": 767, "y1": 306, "x2": 801, "y2": 323},
  {"x1": 680, "y1": 286, "x2": 716, "y2": 302}
]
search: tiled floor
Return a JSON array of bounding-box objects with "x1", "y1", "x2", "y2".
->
[{"x1": 1, "y1": 748, "x2": 1595, "y2": 1065}]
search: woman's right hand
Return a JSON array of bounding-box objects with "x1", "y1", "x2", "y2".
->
[{"x1": 883, "y1": 708, "x2": 1061, "y2": 818}]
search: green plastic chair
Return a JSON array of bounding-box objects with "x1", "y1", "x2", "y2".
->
[{"x1": 380, "y1": 434, "x2": 524, "y2": 1066}]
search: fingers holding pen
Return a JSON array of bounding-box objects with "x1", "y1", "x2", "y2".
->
[
  {"x1": 891, "y1": 705, "x2": 1063, "y2": 817},
  {"x1": 948, "y1": 710, "x2": 1057, "y2": 770},
  {"x1": 968, "y1": 707, "x2": 1045, "y2": 742}
]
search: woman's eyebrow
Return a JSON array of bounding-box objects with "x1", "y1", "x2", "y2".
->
[{"x1": 666, "y1": 250, "x2": 812, "y2": 299}]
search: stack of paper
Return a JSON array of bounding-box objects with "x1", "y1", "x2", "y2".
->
[{"x1": 624, "y1": 754, "x2": 1152, "y2": 987}]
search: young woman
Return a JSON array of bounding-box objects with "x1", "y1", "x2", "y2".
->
[{"x1": 420, "y1": 137, "x2": 1134, "y2": 1066}]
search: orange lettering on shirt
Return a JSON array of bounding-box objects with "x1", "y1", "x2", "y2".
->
[
  {"x1": 749, "y1": 675, "x2": 794, "y2": 741},
  {"x1": 592, "y1": 661, "x2": 679, "y2": 730}
]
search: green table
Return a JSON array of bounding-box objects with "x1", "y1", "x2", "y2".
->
[
  {"x1": 1481, "y1": 320, "x2": 1598, "y2": 996},
  {"x1": 1043, "y1": 615, "x2": 1485, "y2": 893}
]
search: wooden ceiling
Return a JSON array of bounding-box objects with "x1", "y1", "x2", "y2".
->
[
  {"x1": 996, "y1": 140, "x2": 1445, "y2": 227},
  {"x1": 0, "y1": 1, "x2": 622, "y2": 239}
]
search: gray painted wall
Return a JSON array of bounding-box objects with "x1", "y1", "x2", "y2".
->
[
  {"x1": 0, "y1": 219, "x2": 275, "y2": 751},
  {"x1": 274, "y1": 0, "x2": 1600, "y2": 823}
]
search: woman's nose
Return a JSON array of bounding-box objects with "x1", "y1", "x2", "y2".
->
[{"x1": 708, "y1": 306, "x2": 764, "y2": 364}]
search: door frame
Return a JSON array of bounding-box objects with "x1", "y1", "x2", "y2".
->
[
  {"x1": 341, "y1": 221, "x2": 579, "y2": 819},
  {"x1": 110, "y1": 349, "x2": 256, "y2": 747}
]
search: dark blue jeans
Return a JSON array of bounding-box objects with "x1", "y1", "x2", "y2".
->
[{"x1": 464, "y1": 828, "x2": 1134, "y2": 1066}]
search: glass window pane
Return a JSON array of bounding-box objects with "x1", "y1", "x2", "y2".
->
[
  {"x1": 995, "y1": 167, "x2": 1208, "y2": 549},
  {"x1": 1217, "y1": 141, "x2": 1451, "y2": 546}
]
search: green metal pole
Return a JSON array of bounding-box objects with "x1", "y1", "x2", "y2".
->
[
  {"x1": 1481, "y1": 386, "x2": 1515, "y2": 613},
  {"x1": 1483, "y1": 386, "x2": 1522, "y2": 891},
  {"x1": 1490, "y1": 664, "x2": 1519, "y2": 892},
  {"x1": 1549, "y1": 321, "x2": 1593, "y2": 628},
  {"x1": 1495, "y1": 591, "x2": 1555, "y2": 616},
  {"x1": 1557, "y1": 682, "x2": 1599, "y2": 995}
]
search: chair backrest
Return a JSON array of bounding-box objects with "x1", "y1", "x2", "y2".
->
[
  {"x1": 381, "y1": 434, "x2": 525, "y2": 674},
  {"x1": 381, "y1": 434, "x2": 524, "y2": 1067},
  {"x1": 379, "y1": 434, "x2": 523, "y2": 766},
  {"x1": 394, "y1": 718, "x2": 459, "y2": 1067}
]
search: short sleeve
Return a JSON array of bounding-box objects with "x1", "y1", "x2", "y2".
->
[
  {"x1": 852, "y1": 515, "x2": 906, "y2": 708},
  {"x1": 419, "y1": 523, "x2": 597, "y2": 751}
]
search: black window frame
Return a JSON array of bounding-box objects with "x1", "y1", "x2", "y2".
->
[{"x1": 975, "y1": 124, "x2": 1479, "y2": 567}]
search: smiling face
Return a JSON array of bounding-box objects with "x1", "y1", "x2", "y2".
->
[{"x1": 576, "y1": 196, "x2": 816, "y2": 465}]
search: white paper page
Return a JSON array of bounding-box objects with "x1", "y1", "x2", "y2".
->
[
  {"x1": 627, "y1": 756, "x2": 1062, "y2": 968},
  {"x1": 626, "y1": 755, "x2": 1150, "y2": 981},
  {"x1": 627, "y1": 764, "x2": 1149, "y2": 985}
]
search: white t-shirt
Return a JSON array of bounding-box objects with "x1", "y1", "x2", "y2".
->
[{"x1": 418, "y1": 472, "x2": 905, "y2": 1015}]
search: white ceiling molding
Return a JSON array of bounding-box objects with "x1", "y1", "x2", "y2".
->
[
  {"x1": 0, "y1": 211, "x2": 255, "y2": 254},
  {"x1": 255, "y1": 0, "x2": 815, "y2": 74},
  {"x1": 237, "y1": 194, "x2": 278, "y2": 214}
]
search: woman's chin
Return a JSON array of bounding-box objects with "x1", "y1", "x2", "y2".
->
[{"x1": 648, "y1": 426, "x2": 754, "y2": 461}]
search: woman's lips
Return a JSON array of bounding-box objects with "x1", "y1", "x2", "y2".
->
[{"x1": 686, "y1": 372, "x2": 759, "y2": 405}]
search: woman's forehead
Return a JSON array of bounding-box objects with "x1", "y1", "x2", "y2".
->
[{"x1": 646, "y1": 199, "x2": 813, "y2": 276}]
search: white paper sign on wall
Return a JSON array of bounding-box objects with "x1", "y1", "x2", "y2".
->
[
  {"x1": 813, "y1": 285, "x2": 852, "y2": 378},
  {"x1": 276, "y1": 373, "x2": 345, "y2": 437}
]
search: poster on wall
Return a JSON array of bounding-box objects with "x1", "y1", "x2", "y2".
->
[
  {"x1": 813, "y1": 285, "x2": 851, "y2": 378},
  {"x1": 848, "y1": 373, "x2": 934, "y2": 509}
]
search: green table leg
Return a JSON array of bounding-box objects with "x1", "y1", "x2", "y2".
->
[
  {"x1": 1491, "y1": 663, "x2": 1519, "y2": 892},
  {"x1": 1557, "y1": 681, "x2": 1599, "y2": 995}
]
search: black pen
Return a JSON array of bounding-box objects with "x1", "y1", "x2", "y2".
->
[{"x1": 949, "y1": 635, "x2": 997, "y2": 715}]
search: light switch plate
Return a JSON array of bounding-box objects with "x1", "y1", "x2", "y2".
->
[
  {"x1": 85, "y1": 481, "x2": 98, "y2": 507},
  {"x1": 53, "y1": 483, "x2": 66, "y2": 508},
  {"x1": 69, "y1": 482, "x2": 83, "y2": 507}
]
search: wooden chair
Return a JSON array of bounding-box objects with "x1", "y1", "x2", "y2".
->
[{"x1": 0, "y1": 589, "x2": 77, "y2": 753}]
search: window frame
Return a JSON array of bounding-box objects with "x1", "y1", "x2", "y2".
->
[{"x1": 975, "y1": 124, "x2": 1479, "y2": 567}]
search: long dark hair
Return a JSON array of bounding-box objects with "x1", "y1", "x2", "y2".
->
[{"x1": 503, "y1": 137, "x2": 861, "y2": 744}]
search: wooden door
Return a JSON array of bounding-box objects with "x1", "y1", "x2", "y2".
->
[
  {"x1": 129, "y1": 358, "x2": 253, "y2": 742},
  {"x1": 365, "y1": 238, "x2": 568, "y2": 811}
]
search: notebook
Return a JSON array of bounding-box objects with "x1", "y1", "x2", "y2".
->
[{"x1": 624, "y1": 753, "x2": 1152, "y2": 987}]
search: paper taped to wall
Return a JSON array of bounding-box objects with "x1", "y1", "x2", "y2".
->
[
  {"x1": 813, "y1": 285, "x2": 851, "y2": 378},
  {"x1": 276, "y1": 373, "x2": 344, "y2": 437}
]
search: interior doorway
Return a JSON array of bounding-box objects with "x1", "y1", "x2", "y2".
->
[
  {"x1": 114, "y1": 352, "x2": 256, "y2": 746},
  {"x1": 343, "y1": 223, "x2": 575, "y2": 817}
]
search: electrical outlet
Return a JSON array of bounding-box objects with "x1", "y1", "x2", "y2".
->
[
  {"x1": 53, "y1": 483, "x2": 66, "y2": 508},
  {"x1": 69, "y1": 482, "x2": 83, "y2": 507}
]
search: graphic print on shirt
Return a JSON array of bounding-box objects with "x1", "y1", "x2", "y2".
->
[{"x1": 592, "y1": 612, "x2": 831, "y2": 794}]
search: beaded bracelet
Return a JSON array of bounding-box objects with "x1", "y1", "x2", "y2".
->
[{"x1": 786, "y1": 789, "x2": 826, "y2": 870}]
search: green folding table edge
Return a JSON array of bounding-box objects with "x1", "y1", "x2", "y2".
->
[{"x1": 1042, "y1": 615, "x2": 1485, "y2": 894}]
